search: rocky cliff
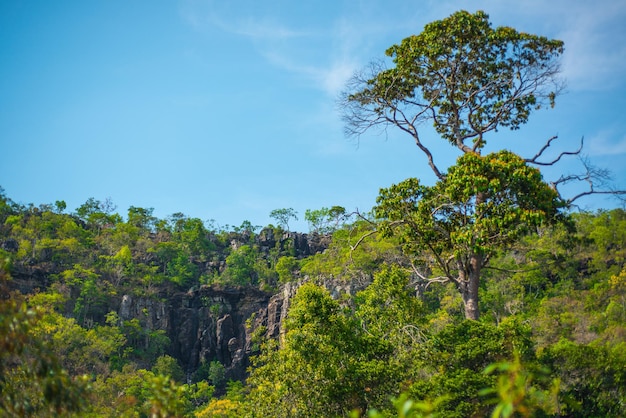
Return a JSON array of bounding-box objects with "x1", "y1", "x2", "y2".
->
[
  {"x1": 4, "y1": 229, "x2": 359, "y2": 383},
  {"x1": 116, "y1": 273, "x2": 373, "y2": 383}
]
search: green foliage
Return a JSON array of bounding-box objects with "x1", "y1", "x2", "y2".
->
[
  {"x1": 538, "y1": 339, "x2": 626, "y2": 417},
  {"x1": 481, "y1": 353, "x2": 560, "y2": 417},
  {"x1": 275, "y1": 255, "x2": 299, "y2": 283},
  {"x1": 207, "y1": 361, "x2": 226, "y2": 388},
  {"x1": 376, "y1": 151, "x2": 564, "y2": 319},
  {"x1": 377, "y1": 151, "x2": 562, "y2": 260},
  {"x1": 1, "y1": 187, "x2": 625, "y2": 416},
  {"x1": 128, "y1": 206, "x2": 157, "y2": 231},
  {"x1": 223, "y1": 245, "x2": 260, "y2": 286},
  {"x1": 0, "y1": 277, "x2": 89, "y2": 415},
  {"x1": 344, "y1": 9, "x2": 567, "y2": 321},
  {"x1": 91, "y1": 365, "x2": 193, "y2": 417},
  {"x1": 300, "y1": 221, "x2": 401, "y2": 279},
  {"x1": 246, "y1": 270, "x2": 426, "y2": 417},
  {"x1": 75, "y1": 197, "x2": 122, "y2": 231},
  {"x1": 364, "y1": 393, "x2": 446, "y2": 418},
  {"x1": 406, "y1": 319, "x2": 535, "y2": 417},
  {"x1": 269, "y1": 208, "x2": 298, "y2": 231},
  {"x1": 304, "y1": 206, "x2": 347, "y2": 234},
  {"x1": 344, "y1": 10, "x2": 563, "y2": 155},
  {"x1": 153, "y1": 354, "x2": 185, "y2": 383}
]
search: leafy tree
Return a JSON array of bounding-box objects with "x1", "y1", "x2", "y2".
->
[
  {"x1": 269, "y1": 208, "x2": 298, "y2": 231},
  {"x1": 59, "y1": 263, "x2": 113, "y2": 325},
  {"x1": 407, "y1": 319, "x2": 535, "y2": 417},
  {"x1": 342, "y1": 11, "x2": 572, "y2": 320},
  {"x1": 538, "y1": 339, "x2": 626, "y2": 417},
  {"x1": 75, "y1": 197, "x2": 121, "y2": 232},
  {"x1": 171, "y1": 215, "x2": 214, "y2": 257},
  {"x1": 54, "y1": 200, "x2": 67, "y2": 213},
  {"x1": 127, "y1": 206, "x2": 157, "y2": 232},
  {"x1": 299, "y1": 220, "x2": 403, "y2": 279},
  {"x1": 91, "y1": 365, "x2": 192, "y2": 417},
  {"x1": 480, "y1": 353, "x2": 560, "y2": 418},
  {"x1": 224, "y1": 245, "x2": 259, "y2": 286},
  {"x1": 0, "y1": 269, "x2": 89, "y2": 416},
  {"x1": 196, "y1": 398, "x2": 243, "y2": 418},
  {"x1": 207, "y1": 360, "x2": 226, "y2": 388},
  {"x1": 245, "y1": 283, "x2": 358, "y2": 417},
  {"x1": 153, "y1": 354, "x2": 185, "y2": 383},
  {"x1": 275, "y1": 255, "x2": 299, "y2": 283},
  {"x1": 246, "y1": 270, "x2": 426, "y2": 417},
  {"x1": 574, "y1": 209, "x2": 626, "y2": 279},
  {"x1": 304, "y1": 206, "x2": 346, "y2": 234},
  {"x1": 376, "y1": 151, "x2": 563, "y2": 319},
  {"x1": 342, "y1": 10, "x2": 563, "y2": 178},
  {"x1": 0, "y1": 186, "x2": 17, "y2": 223}
]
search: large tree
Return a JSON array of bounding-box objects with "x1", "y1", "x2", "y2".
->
[
  {"x1": 341, "y1": 10, "x2": 568, "y2": 320},
  {"x1": 375, "y1": 151, "x2": 563, "y2": 320},
  {"x1": 342, "y1": 10, "x2": 564, "y2": 178}
]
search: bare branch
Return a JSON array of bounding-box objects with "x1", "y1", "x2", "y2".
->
[
  {"x1": 525, "y1": 136, "x2": 584, "y2": 166},
  {"x1": 400, "y1": 325, "x2": 428, "y2": 345},
  {"x1": 523, "y1": 137, "x2": 626, "y2": 206},
  {"x1": 549, "y1": 155, "x2": 626, "y2": 205},
  {"x1": 407, "y1": 260, "x2": 452, "y2": 286},
  {"x1": 340, "y1": 62, "x2": 446, "y2": 180},
  {"x1": 349, "y1": 229, "x2": 378, "y2": 253}
]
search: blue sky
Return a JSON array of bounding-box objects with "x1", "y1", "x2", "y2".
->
[{"x1": 1, "y1": 0, "x2": 625, "y2": 231}]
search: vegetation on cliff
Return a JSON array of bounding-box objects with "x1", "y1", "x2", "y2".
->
[
  {"x1": 1, "y1": 185, "x2": 625, "y2": 416},
  {"x1": 2, "y1": 9, "x2": 625, "y2": 418}
]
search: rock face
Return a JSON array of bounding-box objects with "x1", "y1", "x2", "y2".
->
[
  {"x1": 126, "y1": 286, "x2": 272, "y2": 381},
  {"x1": 117, "y1": 273, "x2": 372, "y2": 382},
  {"x1": 5, "y1": 229, "x2": 344, "y2": 382},
  {"x1": 117, "y1": 284, "x2": 292, "y2": 381}
]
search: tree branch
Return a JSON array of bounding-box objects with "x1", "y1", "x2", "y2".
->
[{"x1": 525, "y1": 135, "x2": 584, "y2": 166}]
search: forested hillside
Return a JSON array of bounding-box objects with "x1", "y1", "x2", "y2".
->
[
  {"x1": 2, "y1": 9, "x2": 626, "y2": 418},
  {"x1": 1, "y1": 187, "x2": 625, "y2": 416}
]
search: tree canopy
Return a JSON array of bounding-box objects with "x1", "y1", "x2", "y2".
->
[
  {"x1": 376, "y1": 151, "x2": 564, "y2": 319},
  {"x1": 342, "y1": 10, "x2": 568, "y2": 320},
  {"x1": 342, "y1": 10, "x2": 564, "y2": 178}
]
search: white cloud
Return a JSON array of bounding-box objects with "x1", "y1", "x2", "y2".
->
[
  {"x1": 587, "y1": 131, "x2": 626, "y2": 157},
  {"x1": 213, "y1": 15, "x2": 306, "y2": 40},
  {"x1": 179, "y1": 0, "x2": 308, "y2": 40},
  {"x1": 179, "y1": 1, "x2": 376, "y2": 97},
  {"x1": 555, "y1": 2, "x2": 626, "y2": 91}
]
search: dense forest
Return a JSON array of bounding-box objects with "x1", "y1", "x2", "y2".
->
[
  {"x1": 1, "y1": 188, "x2": 625, "y2": 417},
  {"x1": 2, "y1": 10, "x2": 626, "y2": 418}
]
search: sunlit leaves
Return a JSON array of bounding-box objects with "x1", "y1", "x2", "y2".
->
[
  {"x1": 345, "y1": 10, "x2": 563, "y2": 153},
  {"x1": 375, "y1": 151, "x2": 563, "y2": 319}
]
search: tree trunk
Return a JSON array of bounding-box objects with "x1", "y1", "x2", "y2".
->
[{"x1": 459, "y1": 252, "x2": 483, "y2": 320}]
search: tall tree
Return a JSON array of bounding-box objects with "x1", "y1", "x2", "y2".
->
[
  {"x1": 375, "y1": 151, "x2": 563, "y2": 320},
  {"x1": 269, "y1": 208, "x2": 298, "y2": 231},
  {"x1": 342, "y1": 10, "x2": 568, "y2": 320},
  {"x1": 341, "y1": 10, "x2": 564, "y2": 178}
]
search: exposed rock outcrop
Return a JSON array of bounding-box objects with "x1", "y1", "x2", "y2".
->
[{"x1": 116, "y1": 272, "x2": 372, "y2": 383}]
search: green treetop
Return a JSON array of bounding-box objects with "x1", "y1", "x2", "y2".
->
[
  {"x1": 342, "y1": 11, "x2": 567, "y2": 320},
  {"x1": 342, "y1": 10, "x2": 564, "y2": 178}
]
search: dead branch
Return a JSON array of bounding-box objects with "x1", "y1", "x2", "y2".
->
[
  {"x1": 349, "y1": 229, "x2": 378, "y2": 253},
  {"x1": 550, "y1": 156, "x2": 626, "y2": 205},
  {"x1": 525, "y1": 135, "x2": 584, "y2": 166},
  {"x1": 525, "y1": 137, "x2": 626, "y2": 206}
]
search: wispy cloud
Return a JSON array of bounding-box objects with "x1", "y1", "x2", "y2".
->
[
  {"x1": 587, "y1": 131, "x2": 626, "y2": 157},
  {"x1": 555, "y1": 2, "x2": 626, "y2": 91},
  {"x1": 209, "y1": 15, "x2": 306, "y2": 40},
  {"x1": 179, "y1": 1, "x2": 375, "y2": 97},
  {"x1": 179, "y1": 0, "x2": 308, "y2": 40},
  {"x1": 261, "y1": 48, "x2": 356, "y2": 97}
]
